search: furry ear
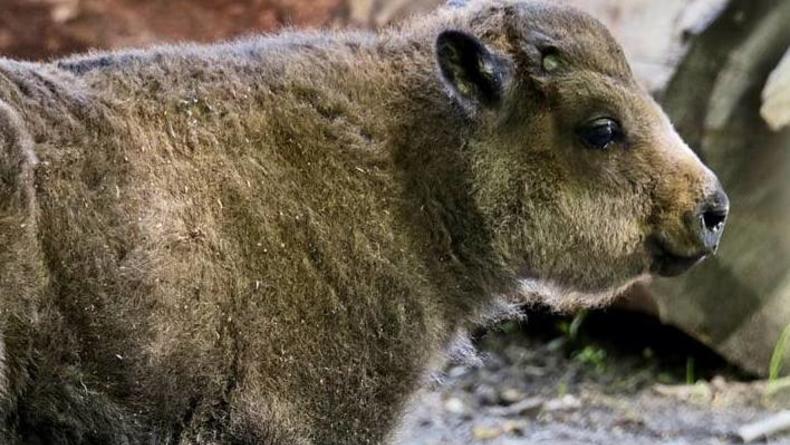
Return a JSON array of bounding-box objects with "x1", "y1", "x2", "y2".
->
[{"x1": 436, "y1": 30, "x2": 510, "y2": 110}]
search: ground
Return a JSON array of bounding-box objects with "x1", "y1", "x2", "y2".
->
[{"x1": 397, "y1": 310, "x2": 790, "y2": 445}]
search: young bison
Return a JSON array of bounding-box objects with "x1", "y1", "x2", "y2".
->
[{"x1": 0, "y1": 0, "x2": 728, "y2": 443}]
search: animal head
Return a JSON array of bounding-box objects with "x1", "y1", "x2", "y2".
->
[{"x1": 435, "y1": 0, "x2": 729, "y2": 309}]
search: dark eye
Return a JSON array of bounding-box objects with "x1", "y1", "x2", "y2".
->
[{"x1": 578, "y1": 118, "x2": 623, "y2": 150}]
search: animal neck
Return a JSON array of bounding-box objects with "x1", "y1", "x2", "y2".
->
[{"x1": 366, "y1": 37, "x2": 515, "y2": 321}]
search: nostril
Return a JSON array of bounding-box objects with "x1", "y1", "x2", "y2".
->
[
  {"x1": 702, "y1": 209, "x2": 727, "y2": 233},
  {"x1": 685, "y1": 188, "x2": 729, "y2": 254}
]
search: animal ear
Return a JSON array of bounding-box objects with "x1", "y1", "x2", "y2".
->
[{"x1": 436, "y1": 30, "x2": 510, "y2": 110}]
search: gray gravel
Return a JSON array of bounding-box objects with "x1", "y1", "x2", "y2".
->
[{"x1": 395, "y1": 314, "x2": 790, "y2": 445}]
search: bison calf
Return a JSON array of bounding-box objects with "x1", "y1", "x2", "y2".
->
[{"x1": 0, "y1": 0, "x2": 727, "y2": 443}]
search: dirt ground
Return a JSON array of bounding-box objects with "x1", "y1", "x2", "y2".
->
[{"x1": 396, "y1": 311, "x2": 790, "y2": 445}]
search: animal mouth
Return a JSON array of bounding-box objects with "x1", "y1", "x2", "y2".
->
[{"x1": 648, "y1": 237, "x2": 707, "y2": 277}]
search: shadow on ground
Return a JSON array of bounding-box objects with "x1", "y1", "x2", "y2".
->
[{"x1": 397, "y1": 309, "x2": 788, "y2": 445}]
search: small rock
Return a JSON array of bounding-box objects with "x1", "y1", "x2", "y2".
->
[
  {"x1": 475, "y1": 384, "x2": 499, "y2": 406},
  {"x1": 499, "y1": 387, "x2": 526, "y2": 405},
  {"x1": 446, "y1": 365, "x2": 468, "y2": 379},
  {"x1": 544, "y1": 394, "x2": 582, "y2": 411},
  {"x1": 487, "y1": 397, "x2": 544, "y2": 417},
  {"x1": 502, "y1": 419, "x2": 529, "y2": 435},
  {"x1": 443, "y1": 397, "x2": 466, "y2": 415},
  {"x1": 472, "y1": 425, "x2": 503, "y2": 440}
]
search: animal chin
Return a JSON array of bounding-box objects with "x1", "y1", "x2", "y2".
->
[
  {"x1": 515, "y1": 275, "x2": 647, "y2": 312},
  {"x1": 648, "y1": 237, "x2": 707, "y2": 277}
]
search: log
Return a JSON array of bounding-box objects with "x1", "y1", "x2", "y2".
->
[{"x1": 649, "y1": 0, "x2": 790, "y2": 377}]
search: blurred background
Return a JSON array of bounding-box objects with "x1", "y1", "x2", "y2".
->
[{"x1": 2, "y1": 0, "x2": 788, "y2": 443}]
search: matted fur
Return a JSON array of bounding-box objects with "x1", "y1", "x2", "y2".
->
[{"x1": 0, "y1": 1, "x2": 723, "y2": 443}]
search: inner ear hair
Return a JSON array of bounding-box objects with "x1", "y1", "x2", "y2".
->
[
  {"x1": 539, "y1": 45, "x2": 563, "y2": 73},
  {"x1": 436, "y1": 30, "x2": 509, "y2": 109}
]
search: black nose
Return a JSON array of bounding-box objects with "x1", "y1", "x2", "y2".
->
[{"x1": 693, "y1": 188, "x2": 729, "y2": 254}]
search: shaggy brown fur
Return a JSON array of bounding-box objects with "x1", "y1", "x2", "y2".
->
[{"x1": 0, "y1": 1, "x2": 726, "y2": 443}]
